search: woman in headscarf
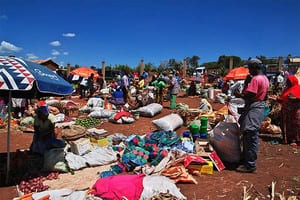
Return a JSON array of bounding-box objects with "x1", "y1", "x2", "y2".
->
[
  {"x1": 30, "y1": 105, "x2": 65, "y2": 155},
  {"x1": 278, "y1": 75, "x2": 300, "y2": 143}
]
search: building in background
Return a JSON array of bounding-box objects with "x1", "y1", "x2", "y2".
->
[{"x1": 31, "y1": 59, "x2": 59, "y2": 71}]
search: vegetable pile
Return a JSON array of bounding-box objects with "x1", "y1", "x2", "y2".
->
[
  {"x1": 18, "y1": 172, "x2": 59, "y2": 194},
  {"x1": 75, "y1": 117, "x2": 102, "y2": 129}
]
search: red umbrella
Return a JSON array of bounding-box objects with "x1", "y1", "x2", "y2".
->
[
  {"x1": 71, "y1": 67, "x2": 99, "y2": 79},
  {"x1": 224, "y1": 67, "x2": 249, "y2": 81}
]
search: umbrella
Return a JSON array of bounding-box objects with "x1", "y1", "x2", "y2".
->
[
  {"x1": 224, "y1": 67, "x2": 249, "y2": 81},
  {"x1": 0, "y1": 56, "x2": 74, "y2": 184},
  {"x1": 71, "y1": 67, "x2": 99, "y2": 79}
]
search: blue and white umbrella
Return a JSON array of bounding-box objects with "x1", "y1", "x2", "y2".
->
[
  {"x1": 0, "y1": 56, "x2": 74, "y2": 97},
  {"x1": 0, "y1": 56, "x2": 74, "y2": 184}
]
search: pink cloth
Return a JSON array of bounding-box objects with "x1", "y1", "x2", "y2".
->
[
  {"x1": 92, "y1": 174, "x2": 145, "y2": 200},
  {"x1": 245, "y1": 75, "x2": 269, "y2": 101}
]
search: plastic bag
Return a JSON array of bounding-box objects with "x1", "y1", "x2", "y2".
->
[
  {"x1": 228, "y1": 98, "x2": 245, "y2": 122},
  {"x1": 43, "y1": 148, "x2": 68, "y2": 172},
  {"x1": 152, "y1": 114, "x2": 183, "y2": 131},
  {"x1": 88, "y1": 109, "x2": 116, "y2": 118},
  {"x1": 87, "y1": 97, "x2": 104, "y2": 108},
  {"x1": 79, "y1": 105, "x2": 92, "y2": 113},
  {"x1": 65, "y1": 152, "x2": 87, "y2": 170},
  {"x1": 32, "y1": 189, "x2": 72, "y2": 200},
  {"x1": 83, "y1": 147, "x2": 117, "y2": 167},
  {"x1": 138, "y1": 103, "x2": 163, "y2": 117},
  {"x1": 210, "y1": 121, "x2": 241, "y2": 163},
  {"x1": 140, "y1": 176, "x2": 186, "y2": 200},
  {"x1": 20, "y1": 116, "x2": 34, "y2": 126},
  {"x1": 54, "y1": 113, "x2": 65, "y2": 123},
  {"x1": 199, "y1": 99, "x2": 212, "y2": 112}
]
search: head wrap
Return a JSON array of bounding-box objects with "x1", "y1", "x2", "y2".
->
[{"x1": 37, "y1": 106, "x2": 49, "y2": 115}]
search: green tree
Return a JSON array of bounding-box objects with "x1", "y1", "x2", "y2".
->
[
  {"x1": 114, "y1": 64, "x2": 133, "y2": 74},
  {"x1": 144, "y1": 62, "x2": 154, "y2": 72},
  {"x1": 186, "y1": 55, "x2": 200, "y2": 68}
]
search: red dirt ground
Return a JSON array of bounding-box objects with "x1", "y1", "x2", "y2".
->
[{"x1": 0, "y1": 96, "x2": 299, "y2": 199}]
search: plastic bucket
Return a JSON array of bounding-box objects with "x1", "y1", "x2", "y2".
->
[
  {"x1": 200, "y1": 126, "x2": 207, "y2": 133},
  {"x1": 200, "y1": 117, "x2": 208, "y2": 127},
  {"x1": 189, "y1": 124, "x2": 200, "y2": 134}
]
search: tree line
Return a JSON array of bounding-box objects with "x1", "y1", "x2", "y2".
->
[{"x1": 67, "y1": 54, "x2": 294, "y2": 76}]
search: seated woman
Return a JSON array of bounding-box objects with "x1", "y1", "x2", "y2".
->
[
  {"x1": 109, "y1": 87, "x2": 125, "y2": 106},
  {"x1": 187, "y1": 81, "x2": 196, "y2": 96},
  {"x1": 278, "y1": 75, "x2": 300, "y2": 143},
  {"x1": 30, "y1": 106, "x2": 64, "y2": 155}
]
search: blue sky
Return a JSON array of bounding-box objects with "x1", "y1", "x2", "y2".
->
[{"x1": 0, "y1": 0, "x2": 300, "y2": 68}]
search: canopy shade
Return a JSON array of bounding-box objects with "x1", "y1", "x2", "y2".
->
[
  {"x1": 71, "y1": 67, "x2": 99, "y2": 79},
  {"x1": 224, "y1": 67, "x2": 249, "y2": 81}
]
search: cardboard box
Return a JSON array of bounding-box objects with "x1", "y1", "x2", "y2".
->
[
  {"x1": 70, "y1": 138, "x2": 91, "y2": 155},
  {"x1": 209, "y1": 151, "x2": 225, "y2": 171},
  {"x1": 187, "y1": 160, "x2": 213, "y2": 175}
]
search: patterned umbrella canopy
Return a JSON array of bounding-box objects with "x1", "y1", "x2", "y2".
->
[
  {"x1": 0, "y1": 56, "x2": 74, "y2": 97},
  {"x1": 0, "y1": 56, "x2": 74, "y2": 184}
]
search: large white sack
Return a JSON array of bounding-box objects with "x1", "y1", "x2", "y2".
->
[
  {"x1": 87, "y1": 97, "x2": 104, "y2": 108},
  {"x1": 88, "y1": 109, "x2": 116, "y2": 118},
  {"x1": 65, "y1": 152, "x2": 87, "y2": 170},
  {"x1": 152, "y1": 113, "x2": 183, "y2": 131},
  {"x1": 138, "y1": 103, "x2": 163, "y2": 117},
  {"x1": 83, "y1": 147, "x2": 117, "y2": 166},
  {"x1": 140, "y1": 176, "x2": 186, "y2": 200}
]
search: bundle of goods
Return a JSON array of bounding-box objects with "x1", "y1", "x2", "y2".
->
[
  {"x1": 152, "y1": 114, "x2": 183, "y2": 131},
  {"x1": 109, "y1": 111, "x2": 135, "y2": 124},
  {"x1": 75, "y1": 117, "x2": 102, "y2": 129},
  {"x1": 87, "y1": 128, "x2": 108, "y2": 139},
  {"x1": 261, "y1": 117, "x2": 282, "y2": 135},
  {"x1": 61, "y1": 125, "x2": 86, "y2": 140},
  {"x1": 138, "y1": 103, "x2": 163, "y2": 117}
]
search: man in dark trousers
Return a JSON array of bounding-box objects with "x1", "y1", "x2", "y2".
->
[{"x1": 236, "y1": 58, "x2": 269, "y2": 173}]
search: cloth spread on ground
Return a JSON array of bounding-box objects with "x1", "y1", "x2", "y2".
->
[{"x1": 92, "y1": 174, "x2": 145, "y2": 200}]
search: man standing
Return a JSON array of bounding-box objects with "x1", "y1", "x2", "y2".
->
[
  {"x1": 169, "y1": 74, "x2": 180, "y2": 109},
  {"x1": 121, "y1": 72, "x2": 129, "y2": 103},
  {"x1": 87, "y1": 73, "x2": 94, "y2": 97},
  {"x1": 236, "y1": 58, "x2": 269, "y2": 173}
]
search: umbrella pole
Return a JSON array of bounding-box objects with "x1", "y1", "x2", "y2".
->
[{"x1": 5, "y1": 90, "x2": 12, "y2": 185}]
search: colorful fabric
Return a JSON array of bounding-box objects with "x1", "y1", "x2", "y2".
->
[
  {"x1": 92, "y1": 174, "x2": 145, "y2": 200},
  {"x1": 246, "y1": 74, "x2": 269, "y2": 101},
  {"x1": 279, "y1": 75, "x2": 300, "y2": 102},
  {"x1": 114, "y1": 111, "x2": 132, "y2": 120}
]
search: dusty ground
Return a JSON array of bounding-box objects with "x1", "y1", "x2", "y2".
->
[{"x1": 0, "y1": 95, "x2": 299, "y2": 199}]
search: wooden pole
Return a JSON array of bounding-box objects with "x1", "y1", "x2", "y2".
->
[
  {"x1": 6, "y1": 90, "x2": 11, "y2": 185},
  {"x1": 229, "y1": 56, "x2": 233, "y2": 71},
  {"x1": 101, "y1": 61, "x2": 106, "y2": 80},
  {"x1": 67, "y1": 63, "x2": 71, "y2": 77},
  {"x1": 183, "y1": 58, "x2": 187, "y2": 78},
  {"x1": 139, "y1": 59, "x2": 144, "y2": 75}
]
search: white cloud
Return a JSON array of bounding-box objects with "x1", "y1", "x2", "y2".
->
[
  {"x1": 63, "y1": 51, "x2": 69, "y2": 55},
  {"x1": 26, "y1": 53, "x2": 38, "y2": 60},
  {"x1": 49, "y1": 41, "x2": 61, "y2": 46},
  {"x1": 51, "y1": 49, "x2": 60, "y2": 56},
  {"x1": 0, "y1": 41, "x2": 22, "y2": 53},
  {"x1": 62, "y1": 33, "x2": 76, "y2": 37},
  {"x1": 0, "y1": 15, "x2": 8, "y2": 20}
]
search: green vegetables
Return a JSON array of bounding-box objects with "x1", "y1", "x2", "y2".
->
[{"x1": 75, "y1": 117, "x2": 102, "y2": 129}]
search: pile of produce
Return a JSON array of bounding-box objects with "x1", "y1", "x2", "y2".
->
[
  {"x1": 75, "y1": 117, "x2": 102, "y2": 129},
  {"x1": 18, "y1": 172, "x2": 59, "y2": 194}
]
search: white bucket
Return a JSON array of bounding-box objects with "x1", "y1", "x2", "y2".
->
[{"x1": 208, "y1": 88, "x2": 214, "y2": 100}]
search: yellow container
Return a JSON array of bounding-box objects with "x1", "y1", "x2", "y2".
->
[
  {"x1": 187, "y1": 160, "x2": 213, "y2": 175},
  {"x1": 90, "y1": 137, "x2": 109, "y2": 147}
]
